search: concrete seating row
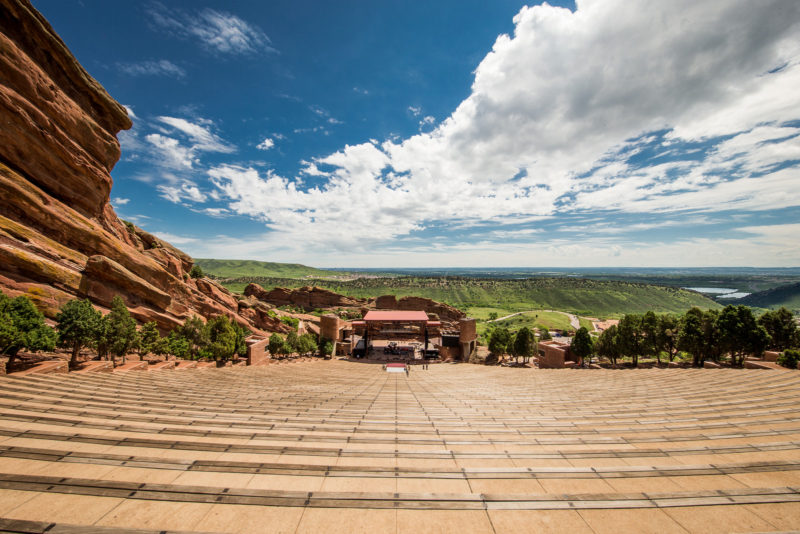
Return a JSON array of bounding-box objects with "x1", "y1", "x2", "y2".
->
[{"x1": 0, "y1": 362, "x2": 798, "y2": 532}]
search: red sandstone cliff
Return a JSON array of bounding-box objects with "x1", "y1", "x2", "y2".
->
[{"x1": 0, "y1": 0, "x2": 283, "y2": 334}]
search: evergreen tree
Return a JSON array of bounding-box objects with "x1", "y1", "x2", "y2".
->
[
  {"x1": 56, "y1": 299, "x2": 102, "y2": 367},
  {"x1": 0, "y1": 292, "x2": 56, "y2": 364},
  {"x1": 571, "y1": 326, "x2": 594, "y2": 366},
  {"x1": 176, "y1": 315, "x2": 207, "y2": 357},
  {"x1": 717, "y1": 305, "x2": 769, "y2": 367},
  {"x1": 595, "y1": 325, "x2": 620, "y2": 366},
  {"x1": 512, "y1": 327, "x2": 536, "y2": 364},
  {"x1": 488, "y1": 327, "x2": 512, "y2": 357},
  {"x1": 138, "y1": 322, "x2": 161, "y2": 357},
  {"x1": 758, "y1": 307, "x2": 799, "y2": 351},
  {"x1": 203, "y1": 316, "x2": 237, "y2": 361},
  {"x1": 106, "y1": 296, "x2": 138, "y2": 365},
  {"x1": 268, "y1": 333, "x2": 284, "y2": 356}
]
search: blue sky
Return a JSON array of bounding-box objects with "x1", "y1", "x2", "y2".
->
[{"x1": 34, "y1": 0, "x2": 800, "y2": 268}]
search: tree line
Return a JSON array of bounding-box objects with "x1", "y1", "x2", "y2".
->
[
  {"x1": 1, "y1": 291, "x2": 253, "y2": 368},
  {"x1": 483, "y1": 305, "x2": 798, "y2": 369},
  {"x1": 591, "y1": 305, "x2": 797, "y2": 367}
]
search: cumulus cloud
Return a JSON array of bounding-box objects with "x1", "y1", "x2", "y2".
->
[
  {"x1": 111, "y1": 197, "x2": 130, "y2": 206},
  {"x1": 156, "y1": 116, "x2": 235, "y2": 153},
  {"x1": 159, "y1": 0, "x2": 799, "y2": 264},
  {"x1": 148, "y1": 3, "x2": 275, "y2": 55},
  {"x1": 116, "y1": 59, "x2": 185, "y2": 78},
  {"x1": 157, "y1": 182, "x2": 208, "y2": 204},
  {"x1": 256, "y1": 137, "x2": 275, "y2": 151}
]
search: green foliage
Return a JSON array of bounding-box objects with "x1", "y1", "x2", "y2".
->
[
  {"x1": 280, "y1": 316, "x2": 299, "y2": 329},
  {"x1": 656, "y1": 314, "x2": 680, "y2": 362},
  {"x1": 268, "y1": 333, "x2": 284, "y2": 355},
  {"x1": 511, "y1": 327, "x2": 536, "y2": 363},
  {"x1": 167, "y1": 331, "x2": 189, "y2": 359},
  {"x1": 717, "y1": 305, "x2": 769, "y2": 367},
  {"x1": 295, "y1": 333, "x2": 318, "y2": 355},
  {"x1": 175, "y1": 315, "x2": 207, "y2": 357},
  {"x1": 194, "y1": 258, "x2": 350, "y2": 280},
  {"x1": 189, "y1": 265, "x2": 205, "y2": 279},
  {"x1": 488, "y1": 312, "x2": 498, "y2": 321},
  {"x1": 740, "y1": 282, "x2": 800, "y2": 312},
  {"x1": 677, "y1": 307, "x2": 721, "y2": 367},
  {"x1": 230, "y1": 320, "x2": 250, "y2": 357},
  {"x1": 594, "y1": 325, "x2": 621, "y2": 366},
  {"x1": 488, "y1": 328, "x2": 512, "y2": 356},
  {"x1": 138, "y1": 322, "x2": 161, "y2": 357},
  {"x1": 0, "y1": 292, "x2": 56, "y2": 362},
  {"x1": 777, "y1": 349, "x2": 800, "y2": 369},
  {"x1": 56, "y1": 299, "x2": 103, "y2": 365},
  {"x1": 203, "y1": 316, "x2": 237, "y2": 361},
  {"x1": 571, "y1": 327, "x2": 594, "y2": 364},
  {"x1": 538, "y1": 328, "x2": 552, "y2": 341},
  {"x1": 219, "y1": 276, "x2": 719, "y2": 317},
  {"x1": 617, "y1": 314, "x2": 643, "y2": 367},
  {"x1": 106, "y1": 296, "x2": 138, "y2": 363},
  {"x1": 758, "y1": 307, "x2": 799, "y2": 351},
  {"x1": 122, "y1": 220, "x2": 136, "y2": 233},
  {"x1": 285, "y1": 331, "x2": 299, "y2": 354},
  {"x1": 321, "y1": 339, "x2": 334, "y2": 357}
]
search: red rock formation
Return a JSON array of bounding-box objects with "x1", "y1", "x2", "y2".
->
[
  {"x1": 245, "y1": 284, "x2": 369, "y2": 310},
  {"x1": 0, "y1": 0, "x2": 276, "y2": 335}
]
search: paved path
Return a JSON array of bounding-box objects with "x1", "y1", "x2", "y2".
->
[
  {"x1": 490, "y1": 309, "x2": 582, "y2": 330},
  {"x1": 0, "y1": 361, "x2": 799, "y2": 532}
]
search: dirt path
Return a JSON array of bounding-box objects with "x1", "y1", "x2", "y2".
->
[{"x1": 489, "y1": 310, "x2": 582, "y2": 330}]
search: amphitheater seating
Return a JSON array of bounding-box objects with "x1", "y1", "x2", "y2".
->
[{"x1": 0, "y1": 362, "x2": 798, "y2": 533}]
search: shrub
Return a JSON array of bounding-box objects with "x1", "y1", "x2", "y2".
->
[
  {"x1": 777, "y1": 349, "x2": 800, "y2": 369},
  {"x1": 280, "y1": 316, "x2": 299, "y2": 329},
  {"x1": 189, "y1": 265, "x2": 204, "y2": 279}
]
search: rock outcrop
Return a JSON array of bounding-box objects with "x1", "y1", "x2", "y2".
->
[
  {"x1": 245, "y1": 284, "x2": 369, "y2": 310},
  {"x1": 245, "y1": 284, "x2": 466, "y2": 327},
  {"x1": 0, "y1": 0, "x2": 276, "y2": 334}
]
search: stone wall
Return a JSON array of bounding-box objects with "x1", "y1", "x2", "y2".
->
[{"x1": 246, "y1": 338, "x2": 270, "y2": 366}]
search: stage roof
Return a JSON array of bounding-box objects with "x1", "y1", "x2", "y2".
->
[{"x1": 363, "y1": 310, "x2": 430, "y2": 322}]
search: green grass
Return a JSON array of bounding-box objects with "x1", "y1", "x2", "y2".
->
[
  {"x1": 195, "y1": 259, "x2": 349, "y2": 280},
  {"x1": 465, "y1": 307, "x2": 514, "y2": 320},
  {"x1": 221, "y1": 275, "x2": 720, "y2": 318},
  {"x1": 739, "y1": 282, "x2": 800, "y2": 313}
]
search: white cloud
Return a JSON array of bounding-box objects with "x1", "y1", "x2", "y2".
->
[
  {"x1": 192, "y1": 0, "x2": 800, "y2": 264},
  {"x1": 112, "y1": 197, "x2": 130, "y2": 206},
  {"x1": 116, "y1": 59, "x2": 185, "y2": 78},
  {"x1": 157, "y1": 182, "x2": 207, "y2": 204},
  {"x1": 149, "y1": 4, "x2": 275, "y2": 55},
  {"x1": 256, "y1": 137, "x2": 275, "y2": 151},
  {"x1": 418, "y1": 115, "x2": 435, "y2": 130},
  {"x1": 157, "y1": 116, "x2": 234, "y2": 153},
  {"x1": 145, "y1": 133, "x2": 196, "y2": 169},
  {"x1": 122, "y1": 105, "x2": 137, "y2": 119}
]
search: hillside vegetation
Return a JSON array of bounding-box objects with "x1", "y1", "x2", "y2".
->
[
  {"x1": 194, "y1": 259, "x2": 348, "y2": 279},
  {"x1": 215, "y1": 275, "x2": 720, "y2": 318},
  {"x1": 739, "y1": 282, "x2": 800, "y2": 312}
]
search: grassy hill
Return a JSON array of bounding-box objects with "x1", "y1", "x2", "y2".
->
[
  {"x1": 738, "y1": 282, "x2": 800, "y2": 312},
  {"x1": 194, "y1": 259, "x2": 349, "y2": 280},
  {"x1": 220, "y1": 275, "x2": 720, "y2": 318}
]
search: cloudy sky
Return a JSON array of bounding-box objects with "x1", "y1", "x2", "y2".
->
[{"x1": 35, "y1": 0, "x2": 800, "y2": 268}]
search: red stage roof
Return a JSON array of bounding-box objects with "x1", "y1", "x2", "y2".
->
[{"x1": 363, "y1": 310, "x2": 429, "y2": 322}]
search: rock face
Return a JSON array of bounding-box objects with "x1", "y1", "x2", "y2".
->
[
  {"x1": 245, "y1": 284, "x2": 368, "y2": 310},
  {"x1": 246, "y1": 284, "x2": 466, "y2": 327},
  {"x1": 0, "y1": 0, "x2": 275, "y2": 335}
]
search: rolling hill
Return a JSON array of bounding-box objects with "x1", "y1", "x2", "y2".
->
[
  {"x1": 216, "y1": 275, "x2": 721, "y2": 318},
  {"x1": 738, "y1": 282, "x2": 800, "y2": 312},
  {"x1": 194, "y1": 259, "x2": 349, "y2": 280}
]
